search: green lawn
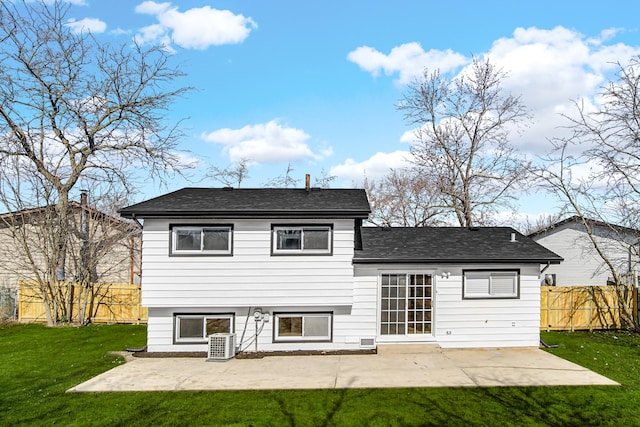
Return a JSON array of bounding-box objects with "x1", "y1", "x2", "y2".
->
[{"x1": 1, "y1": 323, "x2": 639, "y2": 426}]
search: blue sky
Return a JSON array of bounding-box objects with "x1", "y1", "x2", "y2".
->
[{"x1": 55, "y1": 0, "x2": 640, "y2": 222}]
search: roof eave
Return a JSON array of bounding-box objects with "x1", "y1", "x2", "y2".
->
[
  {"x1": 352, "y1": 257, "x2": 563, "y2": 265},
  {"x1": 119, "y1": 210, "x2": 371, "y2": 219}
]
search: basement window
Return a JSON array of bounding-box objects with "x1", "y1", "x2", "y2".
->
[
  {"x1": 174, "y1": 314, "x2": 234, "y2": 343},
  {"x1": 170, "y1": 225, "x2": 233, "y2": 256},
  {"x1": 463, "y1": 270, "x2": 520, "y2": 299},
  {"x1": 273, "y1": 312, "x2": 332, "y2": 342}
]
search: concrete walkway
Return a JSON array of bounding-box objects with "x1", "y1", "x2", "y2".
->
[{"x1": 68, "y1": 345, "x2": 618, "y2": 392}]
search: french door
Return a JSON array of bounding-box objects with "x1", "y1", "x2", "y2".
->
[{"x1": 380, "y1": 273, "x2": 433, "y2": 335}]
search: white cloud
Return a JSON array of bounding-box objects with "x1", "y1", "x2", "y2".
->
[
  {"x1": 134, "y1": 23, "x2": 172, "y2": 48},
  {"x1": 134, "y1": 1, "x2": 256, "y2": 50},
  {"x1": 171, "y1": 151, "x2": 201, "y2": 169},
  {"x1": 201, "y1": 120, "x2": 332, "y2": 164},
  {"x1": 135, "y1": 1, "x2": 171, "y2": 15},
  {"x1": 330, "y1": 150, "x2": 412, "y2": 184},
  {"x1": 482, "y1": 26, "x2": 640, "y2": 158},
  {"x1": 351, "y1": 27, "x2": 640, "y2": 161},
  {"x1": 66, "y1": 18, "x2": 107, "y2": 34},
  {"x1": 110, "y1": 28, "x2": 132, "y2": 36},
  {"x1": 347, "y1": 42, "x2": 468, "y2": 85}
]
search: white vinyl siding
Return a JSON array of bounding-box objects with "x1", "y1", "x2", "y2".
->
[
  {"x1": 463, "y1": 270, "x2": 519, "y2": 299},
  {"x1": 142, "y1": 219, "x2": 354, "y2": 308},
  {"x1": 532, "y1": 223, "x2": 639, "y2": 286},
  {"x1": 141, "y1": 217, "x2": 542, "y2": 352},
  {"x1": 437, "y1": 265, "x2": 540, "y2": 348},
  {"x1": 144, "y1": 263, "x2": 541, "y2": 352},
  {"x1": 351, "y1": 263, "x2": 541, "y2": 349}
]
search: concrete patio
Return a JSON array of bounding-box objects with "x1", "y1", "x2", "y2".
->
[{"x1": 68, "y1": 345, "x2": 618, "y2": 392}]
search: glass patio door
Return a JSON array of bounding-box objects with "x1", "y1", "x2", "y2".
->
[{"x1": 380, "y1": 273, "x2": 433, "y2": 335}]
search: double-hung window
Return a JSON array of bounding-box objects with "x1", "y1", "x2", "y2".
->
[
  {"x1": 272, "y1": 225, "x2": 332, "y2": 255},
  {"x1": 273, "y1": 312, "x2": 333, "y2": 342},
  {"x1": 174, "y1": 314, "x2": 234, "y2": 343},
  {"x1": 170, "y1": 225, "x2": 233, "y2": 255},
  {"x1": 463, "y1": 270, "x2": 519, "y2": 299}
]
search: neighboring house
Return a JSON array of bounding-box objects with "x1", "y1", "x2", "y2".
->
[
  {"x1": 119, "y1": 187, "x2": 562, "y2": 353},
  {"x1": 528, "y1": 216, "x2": 640, "y2": 286},
  {"x1": 0, "y1": 198, "x2": 141, "y2": 290}
]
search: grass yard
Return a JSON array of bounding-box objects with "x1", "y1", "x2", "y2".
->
[{"x1": 1, "y1": 323, "x2": 639, "y2": 427}]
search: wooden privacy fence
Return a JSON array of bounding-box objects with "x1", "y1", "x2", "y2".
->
[
  {"x1": 541, "y1": 285, "x2": 638, "y2": 331},
  {"x1": 18, "y1": 281, "x2": 147, "y2": 324}
]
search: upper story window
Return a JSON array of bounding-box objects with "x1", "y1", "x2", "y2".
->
[
  {"x1": 272, "y1": 225, "x2": 332, "y2": 255},
  {"x1": 463, "y1": 270, "x2": 519, "y2": 299},
  {"x1": 170, "y1": 225, "x2": 233, "y2": 256}
]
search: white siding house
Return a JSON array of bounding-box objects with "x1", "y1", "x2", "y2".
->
[
  {"x1": 353, "y1": 227, "x2": 561, "y2": 349},
  {"x1": 120, "y1": 187, "x2": 562, "y2": 354},
  {"x1": 529, "y1": 216, "x2": 639, "y2": 286}
]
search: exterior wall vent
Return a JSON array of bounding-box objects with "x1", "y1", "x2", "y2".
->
[
  {"x1": 207, "y1": 333, "x2": 236, "y2": 361},
  {"x1": 360, "y1": 338, "x2": 375, "y2": 348}
]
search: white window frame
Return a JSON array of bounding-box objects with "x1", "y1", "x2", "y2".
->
[
  {"x1": 271, "y1": 225, "x2": 332, "y2": 255},
  {"x1": 379, "y1": 272, "x2": 434, "y2": 336},
  {"x1": 174, "y1": 314, "x2": 234, "y2": 343},
  {"x1": 463, "y1": 270, "x2": 520, "y2": 299},
  {"x1": 273, "y1": 312, "x2": 333, "y2": 342},
  {"x1": 170, "y1": 225, "x2": 233, "y2": 256}
]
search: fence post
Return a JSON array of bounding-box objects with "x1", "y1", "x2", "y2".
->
[
  {"x1": 570, "y1": 287, "x2": 574, "y2": 332},
  {"x1": 590, "y1": 287, "x2": 595, "y2": 332},
  {"x1": 634, "y1": 286, "x2": 638, "y2": 327},
  {"x1": 546, "y1": 287, "x2": 551, "y2": 332}
]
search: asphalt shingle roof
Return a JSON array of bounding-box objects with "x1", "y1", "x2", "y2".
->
[
  {"x1": 119, "y1": 187, "x2": 371, "y2": 219},
  {"x1": 355, "y1": 227, "x2": 563, "y2": 264}
]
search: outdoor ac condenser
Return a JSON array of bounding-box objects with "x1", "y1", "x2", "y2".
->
[{"x1": 207, "y1": 333, "x2": 236, "y2": 361}]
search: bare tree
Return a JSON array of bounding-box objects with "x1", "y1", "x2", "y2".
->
[
  {"x1": 570, "y1": 57, "x2": 640, "y2": 231},
  {"x1": 534, "y1": 57, "x2": 640, "y2": 330},
  {"x1": 314, "y1": 169, "x2": 336, "y2": 189},
  {"x1": 264, "y1": 163, "x2": 300, "y2": 188},
  {"x1": 364, "y1": 168, "x2": 444, "y2": 227},
  {"x1": 208, "y1": 158, "x2": 251, "y2": 187},
  {"x1": 0, "y1": 1, "x2": 189, "y2": 324},
  {"x1": 398, "y1": 57, "x2": 531, "y2": 227},
  {"x1": 0, "y1": 176, "x2": 141, "y2": 324},
  {"x1": 536, "y1": 57, "x2": 640, "y2": 283},
  {"x1": 521, "y1": 212, "x2": 566, "y2": 236}
]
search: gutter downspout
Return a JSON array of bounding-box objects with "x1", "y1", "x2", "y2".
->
[
  {"x1": 540, "y1": 261, "x2": 551, "y2": 274},
  {"x1": 130, "y1": 214, "x2": 143, "y2": 285},
  {"x1": 131, "y1": 213, "x2": 143, "y2": 229}
]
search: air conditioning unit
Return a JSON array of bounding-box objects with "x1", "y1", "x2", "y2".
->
[{"x1": 207, "y1": 333, "x2": 236, "y2": 361}]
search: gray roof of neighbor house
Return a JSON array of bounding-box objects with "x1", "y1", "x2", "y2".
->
[
  {"x1": 1, "y1": 201, "x2": 140, "y2": 231},
  {"x1": 527, "y1": 215, "x2": 640, "y2": 238},
  {"x1": 355, "y1": 227, "x2": 563, "y2": 264},
  {"x1": 119, "y1": 187, "x2": 371, "y2": 219}
]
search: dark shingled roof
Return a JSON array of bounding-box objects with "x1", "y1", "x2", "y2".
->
[
  {"x1": 355, "y1": 227, "x2": 563, "y2": 264},
  {"x1": 119, "y1": 187, "x2": 371, "y2": 219}
]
